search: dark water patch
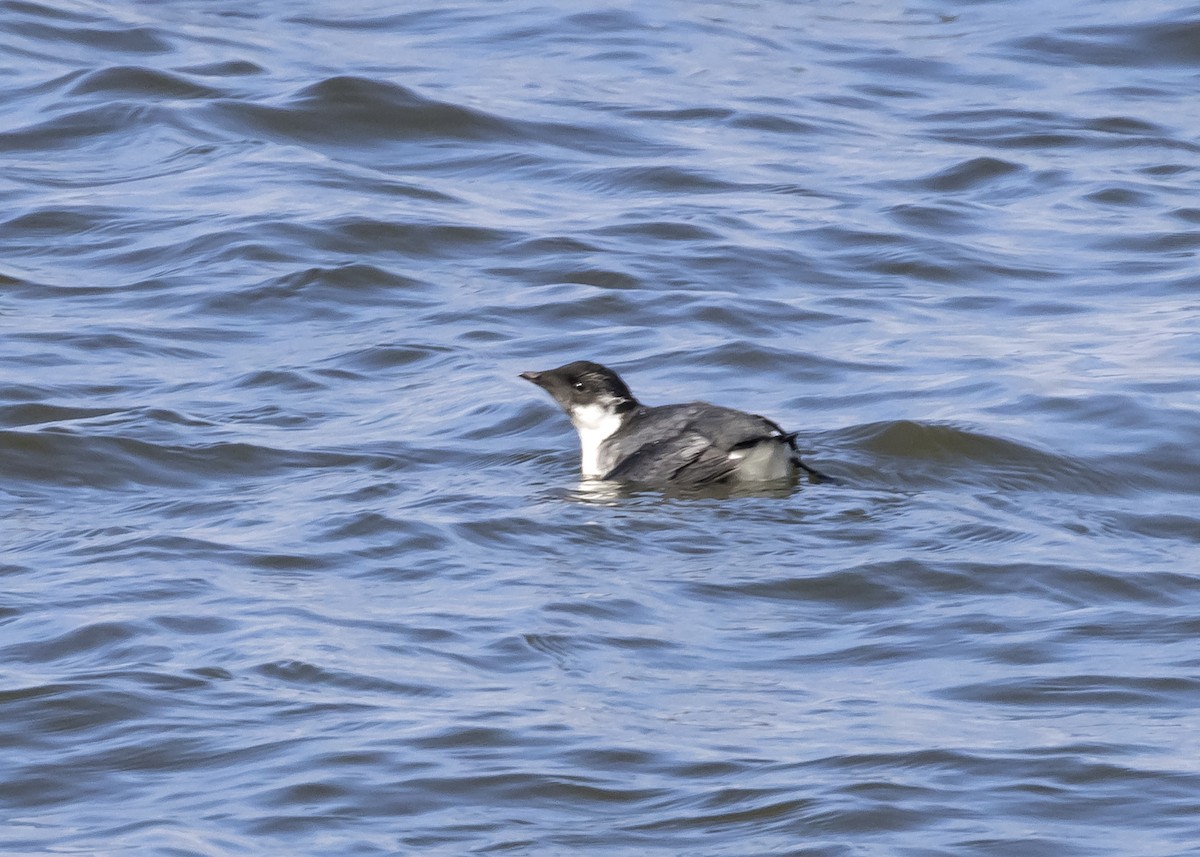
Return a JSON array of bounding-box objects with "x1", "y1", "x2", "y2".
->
[
  {"x1": 215, "y1": 404, "x2": 309, "y2": 429},
  {"x1": 690, "y1": 557, "x2": 1179, "y2": 622},
  {"x1": 660, "y1": 298, "x2": 805, "y2": 339},
  {"x1": 177, "y1": 59, "x2": 265, "y2": 77},
  {"x1": 233, "y1": 369, "x2": 327, "y2": 393},
  {"x1": 329, "y1": 343, "x2": 455, "y2": 375},
  {"x1": 851, "y1": 55, "x2": 1009, "y2": 91},
  {"x1": 1140, "y1": 163, "x2": 1194, "y2": 179},
  {"x1": 1012, "y1": 300, "x2": 1087, "y2": 317},
  {"x1": 458, "y1": 399, "x2": 558, "y2": 444},
  {"x1": 1102, "y1": 511, "x2": 1200, "y2": 545},
  {"x1": 2, "y1": 5, "x2": 171, "y2": 56},
  {"x1": 0, "y1": 681, "x2": 161, "y2": 747},
  {"x1": 945, "y1": 675, "x2": 1200, "y2": 708},
  {"x1": 207, "y1": 75, "x2": 658, "y2": 159},
  {"x1": 975, "y1": 563, "x2": 1196, "y2": 609},
  {"x1": 1170, "y1": 206, "x2": 1200, "y2": 223},
  {"x1": 689, "y1": 565, "x2": 911, "y2": 611},
  {"x1": 199, "y1": 264, "x2": 442, "y2": 317},
  {"x1": 292, "y1": 75, "x2": 516, "y2": 139},
  {"x1": 542, "y1": 597, "x2": 656, "y2": 625},
  {"x1": 838, "y1": 420, "x2": 1113, "y2": 494},
  {"x1": 319, "y1": 510, "x2": 407, "y2": 542},
  {"x1": 57, "y1": 532, "x2": 332, "y2": 573},
  {"x1": 915, "y1": 157, "x2": 1025, "y2": 193},
  {"x1": 152, "y1": 614, "x2": 238, "y2": 636},
  {"x1": 1083, "y1": 115, "x2": 1163, "y2": 136},
  {"x1": 2, "y1": 621, "x2": 149, "y2": 666},
  {"x1": 210, "y1": 75, "x2": 520, "y2": 148},
  {"x1": 1, "y1": 0, "x2": 100, "y2": 24},
  {"x1": 1096, "y1": 229, "x2": 1200, "y2": 253},
  {"x1": 565, "y1": 8, "x2": 649, "y2": 33},
  {"x1": 461, "y1": 282, "x2": 639, "y2": 330},
  {"x1": 68, "y1": 66, "x2": 224, "y2": 99},
  {"x1": 628, "y1": 791, "x2": 820, "y2": 834},
  {"x1": 0, "y1": 402, "x2": 123, "y2": 429},
  {"x1": 262, "y1": 779, "x2": 353, "y2": 810},
  {"x1": 594, "y1": 220, "x2": 719, "y2": 243},
  {"x1": 255, "y1": 660, "x2": 442, "y2": 698},
  {"x1": 247, "y1": 552, "x2": 340, "y2": 573},
  {"x1": 411, "y1": 724, "x2": 529, "y2": 751},
  {"x1": 452, "y1": 514, "x2": 564, "y2": 553},
  {"x1": 0, "y1": 102, "x2": 159, "y2": 152},
  {"x1": 920, "y1": 107, "x2": 1185, "y2": 152},
  {"x1": 1012, "y1": 17, "x2": 1200, "y2": 68},
  {"x1": 625, "y1": 106, "x2": 735, "y2": 122},
  {"x1": 570, "y1": 165, "x2": 738, "y2": 196},
  {"x1": 353, "y1": 175, "x2": 462, "y2": 204},
  {"x1": 807, "y1": 225, "x2": 907, "y2": 252},
  {"x1": 886, "y1": 201, "x2": 983, "y2": 235},
  {"x1": 328, "y1": 218, "x2": 518, "y2": 259},
  {"x1": 383, "y1": 149, "x2": 550, "y2": 181},
  {"x1": 165, "y1": 227, "x2": 306, "y2": 274},
  {"x1": 487, "y1": 264, "x2": 643, "y2": 293},
  {"x1": 0, "y1": 430, "x2": 392, "y2": 489},
  {"x1": 994, "y1": 391, "x2": 1179, "y2": 441},
  {"x1": 1062, "y1": 611, "x2": 1200, "y2": 646},
  {"x1": 636, "y1": 339, "x2": 870, "y2": 388},
  {"x1": 504, "y1": 234, "x2": 604, "y2": 257},
  {"x1": 11, "y1": 328, "x2": 209, "y2": 362},
  {"x1": 927, "y1": 520, "x2": 1038, "y2": 551},
  {"x1": 728, "y1": 112, "x2": 825, "y2": 135},
  {"x1": 3, "y1": 205, "x2": 126, "y2": 237},
  {"x1": 287, "y1": 8, "x2": 471, "y2": 32},
  {"x1": 394, "y1": 770, "x2": 665, "y2": 813},
  {"x1": 340, "y1": 525, "x2": 455, "y2": 571},
  {"x1": 860, "y1": 247, "x2": 961, "y2": 283},
  {"x1": 536, "y1": 632, "x2": 678, "y2": 662}
]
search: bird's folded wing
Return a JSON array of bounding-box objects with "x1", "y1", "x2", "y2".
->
[{"x1": 602, "y1": 431, "x2": 742, "y2": 485}]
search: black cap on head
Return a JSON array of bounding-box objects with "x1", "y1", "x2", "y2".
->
[{"x1": 520, "y1": 360, "x2": 638, "y2": 413}]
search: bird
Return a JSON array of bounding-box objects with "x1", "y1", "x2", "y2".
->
[{"x1": 519, "y1": 360, "x2": 829, "y2": 487}]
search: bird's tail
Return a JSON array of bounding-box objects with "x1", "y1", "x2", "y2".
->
[{"x1": 783, "y1": 432, "x2": 838, "y2": 484}]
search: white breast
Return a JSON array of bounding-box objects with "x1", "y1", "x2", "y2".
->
[{"x1": 568, "y1": 403, "x2": 624, "y2": 477}]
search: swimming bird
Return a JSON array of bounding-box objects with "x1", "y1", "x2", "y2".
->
[{"x1": 520, "y1": 360, "x2": 829, "y2": 486}]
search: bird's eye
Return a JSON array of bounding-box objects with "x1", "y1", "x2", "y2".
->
[{"x1": 572, "y1": 380, "x2": 586, "y2": 391}]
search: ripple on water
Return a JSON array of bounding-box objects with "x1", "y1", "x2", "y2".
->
[
  {"x1": 829, "y1": 419, "x2": 1121, "y2": 495},
  {"x1": 68, "y1": 65, "x2": 226, "y2": 99}
]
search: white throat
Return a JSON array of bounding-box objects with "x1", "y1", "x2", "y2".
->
[{"x1": 569, "y1": 403, "x2": 623, "y2": 477}]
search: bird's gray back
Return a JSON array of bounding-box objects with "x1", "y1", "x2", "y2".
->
[
  {"x1": 618, "y1": 402, "x2": 784, "y2": 447},
  {"x1": 599, "y1": 402, "x2": 791, "y2": 480}
]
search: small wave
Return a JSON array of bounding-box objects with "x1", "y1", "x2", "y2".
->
[
  {"x1": 569, "y1": 164, "x2": 740, "y2": 196},
  {"x1": 4, "y1": 3, "x2": 171, "y2": 55},
  {"x1": 256, "y1": 660, "x2": 442, "y2": 698},
  {"x1": 944, "y1": 674, "x2": 1200, "y2": 707},
  {"x1": 0, "y1": 102, "x2": 152, "y2": 153},
  {"x1": 914, "y1": 156, "x2": 1025, "y2": 193},
  {"x1": 1011, "y1": 17, "x2": 1200, "y2": 69},
  {"x1": 211, "y1": 75, "x2": 526, "y2": 148},
  {"x1": 837, "y1": 419, "x2": 1117, "y2": 494},
  {"x1": 68, "y1": 66, "x2": 224, "y2": 99},
  {"x1": 198, "y1": 262, "x2": 443, "y2": 319},
  {"x1": 0, "y1": 429, "x2": 392, "y2": 489}
]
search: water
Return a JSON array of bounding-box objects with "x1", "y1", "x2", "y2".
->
[{"x1": 3, "y1": 1, "x2": 1200, "y2": 854}]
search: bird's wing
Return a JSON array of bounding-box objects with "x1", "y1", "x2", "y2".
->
[{"x1": 603, "y1": 431, "x2": 742, "y2": 485}]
